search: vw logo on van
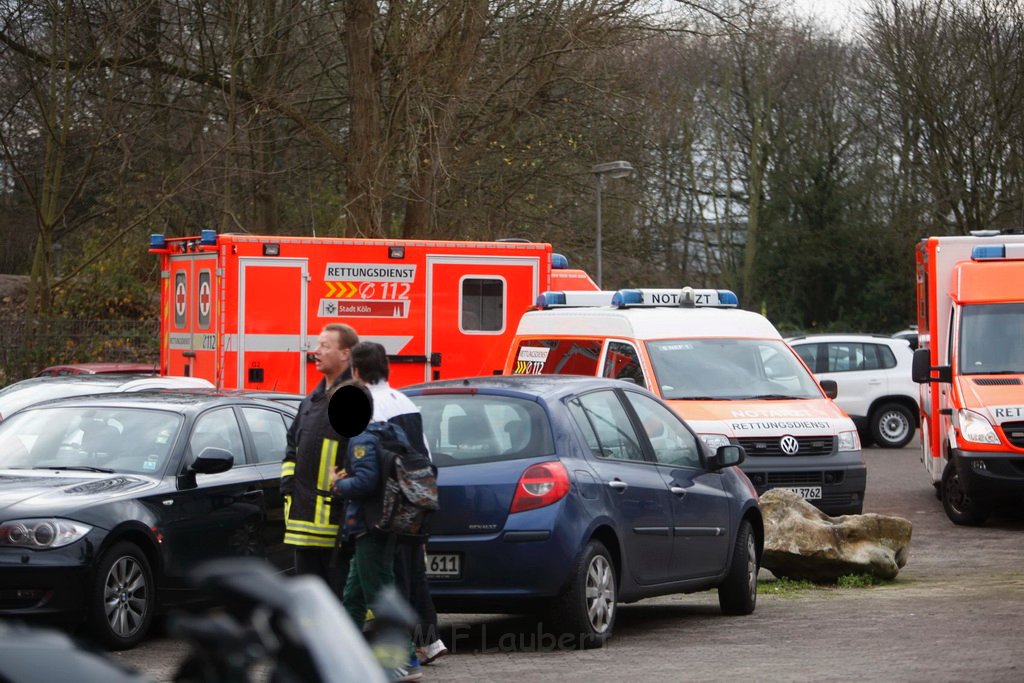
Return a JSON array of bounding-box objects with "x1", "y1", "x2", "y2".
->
[{"x1": 779, "y1": 435, "x2": 800, "y2": 455}]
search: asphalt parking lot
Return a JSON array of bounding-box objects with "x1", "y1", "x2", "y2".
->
[{"x1": 115, "y1": 437, "x2": 1024, "y2": 682}]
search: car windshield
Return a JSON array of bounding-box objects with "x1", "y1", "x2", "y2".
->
[
  {"x1": 0, "y1": 406, "x2": 183, "y2": 475},
  {"x1": 0, "y1": 382, "x2": 120, "y2": 420},
  {"x1": 646, "y1": 338, "x2": 823, "y2": 400},
  {"x1": 410, "y1": 394, "x2": 554, "y2": 467},
  {"x1": 959, "y1": 303, "x2": 1024, "y2": 375}
]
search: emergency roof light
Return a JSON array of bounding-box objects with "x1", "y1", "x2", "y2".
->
[
  {"x1": 535, "y1": 290, "x2": 618, "y2": 309},
  {"x1": 972, "y1": 244, "x2": 1024, "y2": 260},
  {"x1": 149, "y1": 234, "x2": 166, "y2": 250},
  {"x1": 611, "y1": 287, "x2": 739, "y2": 309},
  {"x1": 552, "y1": 253, "x2": 569, "y2": 269},
  {"x1": 199, "y1": 229, "x2": 218, "y2": 246}
]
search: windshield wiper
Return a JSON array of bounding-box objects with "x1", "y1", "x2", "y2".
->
[
  {"x1": 33, "y1": 466, "x2": 115, "y2": 473},
  {"x1": 748, "y1": 394, "x2": 797, "y2": 400},
  {"x1": 671, "y1": 396, "x2": 725, "y2": 401}
]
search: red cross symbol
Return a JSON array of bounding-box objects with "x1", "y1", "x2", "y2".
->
[
  {"x1": 199, "y1": 282, "x2": 211, "y2": 316},
  {"x1": 175, "y1": 281, "x2": 187, "y2": 316}
]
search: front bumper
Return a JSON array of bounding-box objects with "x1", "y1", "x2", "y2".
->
[
  {"x1": 952, "y1": 449, "x2": 1024, "y2": 498},
  {"x1": 0, "y1": 542, "x2": 93, "y2": 622},
  {"x1": 740, "y1": 451, "x2": 867, "y2": 515}
]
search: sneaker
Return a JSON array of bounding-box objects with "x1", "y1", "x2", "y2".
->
[
  {"x1": 416, "y1": 639, "x2": 449, "y2": 665},
  {"x1": 387, "y1": 662, "x2": 423, "y2": 682}
]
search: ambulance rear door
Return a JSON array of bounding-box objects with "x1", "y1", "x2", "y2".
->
[
  {"x1": 237, "y1": 258, "x2": 308, "y2": 393},
  {"x1": 427, "y1": 256, "x2": 542, "y2": 382},
  {"x1": 165, "y1": 253, "x2": 218, "y2": 380}
]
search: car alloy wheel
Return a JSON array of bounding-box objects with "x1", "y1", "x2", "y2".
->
[
  {"x1": 585, "y1": 553, "x2": 615, "y2": 634},
  {"x1": 104, "y1": 555, "x2": 149, "y2": 639}
]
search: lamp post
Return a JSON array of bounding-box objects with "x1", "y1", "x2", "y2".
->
[{"x1": 591, "y1": 160, "x2": 634, "y2": 289}]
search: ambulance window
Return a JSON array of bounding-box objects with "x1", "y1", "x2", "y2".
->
[
  {"x1": 461, "y1": 278, "x2": 504, "y2": 332},
  {"x1": 603, "y1": 342, "x2": 647, "y2": 388},
  {"x1": 513, "y1": 339, "x2": 603, "y2": 375}
]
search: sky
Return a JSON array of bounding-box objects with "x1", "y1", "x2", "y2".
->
[{"x1": 789, "y1": 0, "x2": 871, "y2": 33}]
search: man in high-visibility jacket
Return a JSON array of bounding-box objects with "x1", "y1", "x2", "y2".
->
[{"x1": 281, "y1": 322, "x2": 359, "y2": 597}]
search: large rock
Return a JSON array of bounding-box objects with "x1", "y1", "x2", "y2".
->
[{"x1": 760, "y1": 489, "x2": 912, "y2": 582}]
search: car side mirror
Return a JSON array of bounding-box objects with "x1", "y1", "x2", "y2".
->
[
  {"x1": 707, "y1": 444, "x2": 745, "y2": 470},
  {"x1": 819, "y1": 379, "x2": 838, "y2": 399},
  {"x1": 912, "y1": 348, "x2": 952, "y2": 384},
  {"x1": 191, "y1": 447, "x2": 234, "y2": 475}
]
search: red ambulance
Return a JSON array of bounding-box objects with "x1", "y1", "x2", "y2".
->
[
  {"x1": 149, "y1": 231, "x2": 595, "y2": 392},
  {"x1": 912, "y1": 232, "x2": 1024, "y2": 525}
]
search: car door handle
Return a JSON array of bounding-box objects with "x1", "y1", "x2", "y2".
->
[
  {"x1": 243, "y1": 487, "x2": 264, "y2": 500},
  {"x1": 608, "y1": 480, "x2": 628, "y2": 491},
  {"x1": 670, "y1": 486, "x2": 687, "y2": 497}
]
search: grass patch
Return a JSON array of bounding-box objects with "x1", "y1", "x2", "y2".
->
[
  {"x1": 761, "y1": 577, "x2": 818, "y2": 595},
  {"x1": 762, "y1": 573, "x2": 895, "y2": 594},
  {"x1": 837, "y1": 573, "x2": 893, "y2": 588}
]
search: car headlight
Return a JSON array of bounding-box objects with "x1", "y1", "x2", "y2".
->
[
  {"x1": 699, "y1": 434, "x2": 731, "y2": 450},
  {"x1": 956, "y1": 409, "x2": 1000, "y2": 445},
  {"x1": 838, "y1": 430, "x2": 860, "y2": 452},
  {"x1": 0, "y1": 519, "x2": 92, "y2": 549}
]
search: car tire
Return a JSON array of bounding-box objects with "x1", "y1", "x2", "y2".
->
[
  {"x1": 941, "y1": 460, "x2": 989, "y2": 526},
  {"x1": 718, "y1": 520, "x2": 758, "y2": 615},
  {"x1": 89, "y1": 541, "x2": 155, "y2": 650},
  {"x1": 551, "y1": 540, "x2": 616, "y2": 649},
  {"x1": 870, "y1": 403, "x2": 915, "y2": 449}
]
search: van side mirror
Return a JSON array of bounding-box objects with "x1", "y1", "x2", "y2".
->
[
  {"x1": 707, "y1": 444, "x2": 745, "y2": 470},
  {"x1": 819, "y1": 379, "x2": 838, "y2": 399},
  {"x1": 912, "y1": 348, "x2": 952, "y2": 384}
]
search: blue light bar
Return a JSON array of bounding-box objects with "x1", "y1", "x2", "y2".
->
[
  {"x1": 717, "y1": 289, "x2": 739, "y2": 306},
  {"x1": 972, "y1": 245, "x2": 1005, "y2": 259},
  {"x1": 199, "y1": 229, "x2": 218, "y2": 246},
  {"x1": 536, "y1": 292, "x2": 567, "y2": 308},
  {"x1": 612, "y1": 289, "x2": 644, "y2": 307},
  {"x1": 149, "y1": 234, "x2": 166, "y2": 249},
  {"x1": 552, "y1": 253, "x2": 569, "y2": 269}
]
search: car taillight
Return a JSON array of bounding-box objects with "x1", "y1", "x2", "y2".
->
[{"x1": 510, "y1": 461, "x2": 570, "y2": 513}]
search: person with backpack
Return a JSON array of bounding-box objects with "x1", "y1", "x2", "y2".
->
[{"x1": 346, "y1": 342, "x2": 446, "y2": 669}]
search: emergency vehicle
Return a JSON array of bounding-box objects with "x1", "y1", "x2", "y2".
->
[
  {"x1": 503, "y1": 287, "x2": 866, "y2": 515},
  {"x1": 149, "y1": 231, "x2": 596, "y2": 392},
  {"x1": 911, "y1": 232, "x2": 1024, "y2": 525}
]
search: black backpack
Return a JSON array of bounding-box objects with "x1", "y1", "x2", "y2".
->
[{"x1": 366, "y1": 422, "x2": 439, "y2": 542}]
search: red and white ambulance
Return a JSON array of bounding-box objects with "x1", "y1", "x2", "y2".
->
[
  {"x1": 149, "y1": 230, "x2": 596, "y2": 392},
  {"x1": 503, "y1": 287, "x2": 866, "y2": 515},
  {"x1": 911, "y1": 232, "x2": 1024, "y2": 525}
]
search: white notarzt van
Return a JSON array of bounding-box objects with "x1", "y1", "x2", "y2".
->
[{"x1": 503, "y1": 287, "x2": 866, "y2": 514}]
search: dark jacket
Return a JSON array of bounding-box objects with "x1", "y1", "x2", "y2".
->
[
  {"x1": 280, "y1": 373, "x2": 350, "y2": 548},
  {"x1": 330, "y1": 422, "x2": 400, "y2": 539}
]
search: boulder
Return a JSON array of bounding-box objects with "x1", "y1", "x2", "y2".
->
[{"x1": 759, "y1": 489, "x2": 912, "y2": 582}]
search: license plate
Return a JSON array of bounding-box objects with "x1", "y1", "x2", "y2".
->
[
  {"x1": 425, "y1": 553, "x2": 461, "y2": 578},
  {"x1": 778, "y1": 486, "x2": 822, "y2": 500}
]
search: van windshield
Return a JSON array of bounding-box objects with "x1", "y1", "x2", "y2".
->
[
  {"x1": 646, "y1": 339, "x2": 823, "y2": 400},
  {"x1": 959, "y1": 303, "x2": 1024, "y2": 375}
]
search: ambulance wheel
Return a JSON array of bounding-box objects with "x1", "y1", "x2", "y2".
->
[
  {"x1": 551, "y1": 540, "x2": 616, "y2": 649},
  {"x1": 941, "y1": 461, "x2": 989, "y2": 526},
  {"x1": 870, "y1": 403, "x2": 915, "y2": 449}
]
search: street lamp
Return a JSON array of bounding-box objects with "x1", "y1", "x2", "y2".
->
[{"x1": 591, "y1": 160, "x2": 634, "y2": 289}]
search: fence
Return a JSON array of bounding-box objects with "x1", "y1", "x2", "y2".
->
[{"x1": 0, "y1": 318, "x2": 159, "y2": 386}]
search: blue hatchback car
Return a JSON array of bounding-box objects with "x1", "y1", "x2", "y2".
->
[{"x1": 404, "y1": 375, "x2": 763, "y2": 647}]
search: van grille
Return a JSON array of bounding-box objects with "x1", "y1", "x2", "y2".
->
[
  {"x1": 1000, "y1": 421, "x2": 1024, "y2": 448},
  {"x1": 973, "y1": 378, "x2": 1021, "y2": 386},
  {"x1": 737, "y1": 436, "x2": 835, "y2": 457}
]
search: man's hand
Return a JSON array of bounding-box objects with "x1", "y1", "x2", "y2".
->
[{"x1": 329, "y1": 466, "x2": 348, "y2": 487}]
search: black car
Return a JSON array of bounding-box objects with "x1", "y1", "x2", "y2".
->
[{"x1": 0, "y1": 391, "x2": 295, "y2": 648}]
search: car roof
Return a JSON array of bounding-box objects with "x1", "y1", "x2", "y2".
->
[
  {"x1": 516, "y1": 306, "x2": 781, "y2": 340},
  {"x1": 403, "y1": 374, "x2": 641, "y2": 401},
  {"x1": 35, "y1": 362, "x2": 158, "y2": 376},
  {"x1": 17, "y1": 390, "x2": 297, "y2": 414},
  {"x1": 787, "y1": 333, "x2": 900, "y2": 344}
]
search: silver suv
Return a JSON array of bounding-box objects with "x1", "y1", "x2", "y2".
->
[{"x1": 787, "y1": 334, "x2": 918, "y2": 448}]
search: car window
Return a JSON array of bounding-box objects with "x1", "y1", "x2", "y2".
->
[
  {"x1": 622, "y1": 391, "x2": 701, "y2": 468},
  {"x1": 602, "y1": 342, "x2": 647, "y2": 388},
  {"x1": 793, "y1": 343, "x2": 820, "y2": 372},
  {"x1": 570, "y1": 390, "x2": 645, "y2": 462},
  {"x1": 877, "y1": 344, "x2": 897, "y2": 369},
  {"x1": 826, "y1": 342, "x2": 866, "y2": 373},
  {"x1": 510, "y1": 339, "x2": 603, "y2": 376},
  {"x1": 0, "y1": 407, "x2": 182, "y2": 475},
  {"x1": 189, "y1": 408, "x2": 245, "y2": 466},
  {"x1": 241, "y1": 407, "x2": 289, "y2": 464},
  {"x1": 410, "y1": 394, "x2": 553, "y2": 467}
]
